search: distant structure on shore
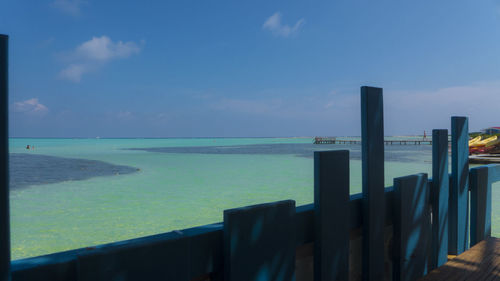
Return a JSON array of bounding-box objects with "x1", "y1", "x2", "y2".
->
[
  {"x1": 313, "y1": 136, "x2": 432, "y2": 145},
  {"x1": 483, "y1": 127, "x2": 500, "y2": 135}
]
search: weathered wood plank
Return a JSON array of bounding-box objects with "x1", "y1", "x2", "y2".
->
[
  {"x1": 0, "y1": 34, "x2": 9, "y2": 281},
  {"x1": 393, "y1": 173, "x2": 431, "y2": 281},
  {"x1": 314, "y1": 150, "x2": 350, "y2": 281},
  {"x1": 469, "y1": 166, "x2": 491, "y2": 247},
  {"x1": 184, "y1": 223, "x2": 224, "y2": 280},
  {"x1": 449, "y1": 116, "x2": 469, "y2": 255},
  {"x1": 420, "y1": 237, "x2": 500, "y2": 281},
  {"x1": 361, "y1": 86, "x2": 385, "y2": 281},
  {"x1": 11, "y1": 253, "x2": 77, "y2": 281},
  {"x1": 430, "y1": 129, "x2": 449, "y2": 269},
  {"x1": 77, "y1": 232, "x2": 189, "y2": 281},
  {"x1": 485, "y1": 164, "x2": 500, "y2": 181},
  {"x1": 223, "y1": 200, "x2": 296, "y2": 281}
]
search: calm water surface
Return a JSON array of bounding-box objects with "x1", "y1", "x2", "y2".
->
[{"x1": 8, "y1": 138, "x2": 500, "y2": 259}]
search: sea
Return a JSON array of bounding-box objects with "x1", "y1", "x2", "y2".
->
[{"x1": 8, "y1": 137, "x2": 500, "y2": 260}]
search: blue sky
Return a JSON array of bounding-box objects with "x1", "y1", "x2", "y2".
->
[{"x1": 2, "y1": 1, "x2": 500, "y2": 137}]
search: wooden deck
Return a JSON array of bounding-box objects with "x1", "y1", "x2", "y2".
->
[{"x1": 420, "y1": 237, "x2": 500, "y2": 280}]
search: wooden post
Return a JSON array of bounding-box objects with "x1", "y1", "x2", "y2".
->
[
  {"x1": 449, "y1": 117, "x2": 469, "y2": 255},
  {"x1": 393, "y1": 173, "x2": 431, "y2": 281},
  {"x1": 314, "y1": 150, "x2": 350, "y2": 281},
  {"x1": 430, "y1": 129, "x2": 448, "y2": 269},
  {"x1": 0, "y1": 34, "x2": 10, "y2": 281},
  {"x1": 361, "y1": 86, "x2": 385, "y2": 281},
  {"x1": 223, "y1": 200, "x2": 296, "y2": 281},
  {"x1": 470, "y1": 166, "x2": 491, "y2": 246}
]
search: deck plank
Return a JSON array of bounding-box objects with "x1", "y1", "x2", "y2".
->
[{"x1": 419, "y1": 237, "x2": 500, "y2": 280}]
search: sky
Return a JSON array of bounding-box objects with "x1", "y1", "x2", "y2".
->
[{"x1": 2, "y1": 0, "x2": 500, "y2": 137}]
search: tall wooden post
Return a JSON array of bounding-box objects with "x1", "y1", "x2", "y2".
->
[
  {"x1": 0, "y1": 34, "x2": 10, "y2": 281},
  {"x1": 449, "y1": 117, "x2": 469, "y2": 255},
  {"x1": 431, "y1": 129, "x2": 448, "y2": 268},
  {"x1": 361, "y1": 86, "x2": 385, "y2": 281}
]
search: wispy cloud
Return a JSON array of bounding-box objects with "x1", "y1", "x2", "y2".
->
[
  {"x1": 116, "y1": 111, "x2": 134, "y2": 120},
  {"x1": 263, "y1": 12, "x2": 305, "y2": 37},
  {"x1": 38, "y1": 37, "x2": 55, "y2": 48},
  {"x1": 52, "y1": 0, "x2": 87, "y2": 16},
  {"x1": 210, "y1": 98, "x2": 284, "y2": 115},
  {"x1": 58, "y1": 64, "x2": 86, "y2": 83},
  {"x1": 75, "y1": 36, "x2": 141, "y2": 61},
  {"x1": 205, "y1": 81, "x2": 500, "y2": 135},
  {"x1": 59, "y1": 36, "x2": 142, "y2": 82},
  {"x1": 208, "y1": 93, "x2": 357, "y2": 121},
  {"x1": 383, "y1": 81, "x2": 500, "y2": 132},
  {"x1": 13, "y1": 98, "x2": 49, "y2": 115}
]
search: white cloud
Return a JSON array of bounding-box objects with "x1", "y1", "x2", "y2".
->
[
  {"x1": 59, "y1": 36, "x2": 142, "y2": 82},
  {"x1": 13, "y1": 98, "x2": 49, "y2": 115},
  {"x1": 52, "y1": 0, "x2": 87, "y2": 16},
  {"x1": 59, "y1": 63, "x2": 90, "y2": 82},
  {"x1": 263, "y1": 12, "x2": 305, "y2": 37},
  {"x1": 75, "y1": 36, "x2": 141, "y2": 61}
]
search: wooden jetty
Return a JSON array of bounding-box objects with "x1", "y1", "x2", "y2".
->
[
  {"x1": 314, "y1": 136, "x2": 432, "y2": 145},
  {"x1": 1, "y1": 35, "x2": 500, "y2": 281}
]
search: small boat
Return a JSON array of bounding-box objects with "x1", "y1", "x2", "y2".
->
[
  {"x1": 470, "y1": 135, "x2": 498, "y2": 148},
  {"x1": 469, "y1": 136, "x2": 482, "y2": 146},
  {"x1": 485, "y1": 138, "x2": 500, "y2": 147}
]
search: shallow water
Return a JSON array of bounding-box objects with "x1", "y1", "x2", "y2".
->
[{"x1": 8, "y1": 138, "x2": 499, "y2": 260}]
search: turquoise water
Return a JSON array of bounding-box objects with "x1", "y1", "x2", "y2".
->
[{"x1": 8, "y1": 138, "x2": 500, "y2": 260}]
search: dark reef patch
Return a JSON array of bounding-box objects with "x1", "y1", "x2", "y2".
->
[
  {"x1": 10, "y1": 153, "x2": 138, "y2": 189},
  {"x1": 127, "y1": 143, "x2": 431, "y2": 163}
]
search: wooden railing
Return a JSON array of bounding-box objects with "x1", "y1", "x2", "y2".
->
[{"x1": 2, "y1": 35, "x2": 500, "y2": 281}]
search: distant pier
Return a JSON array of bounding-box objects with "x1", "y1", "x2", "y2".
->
[{"x1": 313, "y1": 137, "x2": 432, "y2": 145}]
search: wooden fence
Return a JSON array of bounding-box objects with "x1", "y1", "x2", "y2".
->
[{"x1": 2, "y1": 35, "x2": 500, "y2": 281}]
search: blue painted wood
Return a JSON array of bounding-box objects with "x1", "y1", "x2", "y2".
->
[
  {"x1": 12, "y1": 252, "x2": 76, "y2": 281},
  {"x1": 361, "y1": 86, "x2": 385, "y2": 281},
  {"x1": 224, "y1": 200, "x2": 296, "y2": 281},
  {"x1": 0, "y1": 34, "x2": 9, "y2": 281},
  {"x1": 430, "y1": 129, "x2": 449, "y2": 269},
  {"x1": 449, "y1": 117, "x2": 469, "y2": 255},
  {"x1": 184, "y1": 223, "x2": 223, "y2": 280},
  {"x1": 77, "y1": 231, "x2": 189, "y2": 281},
  {"x1": 486, "y1": 164, "x2": 500, "y2": 181},
  {"x1": 470, "y1": 166, "x2": 491, "y2": 246},
  {"x1": 393, "y1": 173, "x2": 431, "y2": 281},
  {"x1": 314, "y1": 150, "x2": 350, "y2": 281}
]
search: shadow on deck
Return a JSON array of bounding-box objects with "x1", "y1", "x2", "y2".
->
[{"x1": 419, "y1": 237, "x2": 500, "y2": 280}]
